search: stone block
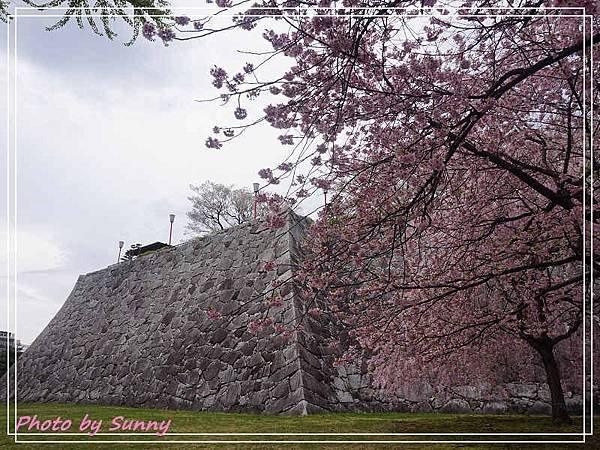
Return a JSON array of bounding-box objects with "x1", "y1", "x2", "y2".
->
[
  {"x1": 440, "y1": 399, "x2": 472, "y2": 413},
  {"x1": 482, "y1": 401, "x2": 508, "y2": 414},
  {"x1": 528, "y1": 401, "x2": 551, "y2": 414}
]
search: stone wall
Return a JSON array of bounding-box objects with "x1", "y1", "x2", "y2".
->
[
  {"x1": 1, "y1": 212, "x2": 586, "y2": 415},
  {"x1": 5, "y1": 215, "x2": 314, "y2": 413}
]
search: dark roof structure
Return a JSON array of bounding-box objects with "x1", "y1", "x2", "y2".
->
[{"x1": 124, "y1": 242, "x2": 170, "y2": 259}]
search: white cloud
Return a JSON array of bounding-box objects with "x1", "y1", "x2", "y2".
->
[{"x1": 1, "y1": 227, "x2": 67, "y2": 274}]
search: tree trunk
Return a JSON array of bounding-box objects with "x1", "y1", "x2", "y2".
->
[{"x1": 532, "y1": 340, "x2": 572, "y2": 424}]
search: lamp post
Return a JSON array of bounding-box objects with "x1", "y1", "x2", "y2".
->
[
  {"x1": 169, "y1": 214, "x2": 175, "y2": 245},
  {"x1": 117, "y1": 240, "x2": 124, "y2": 263},
  {"x1": 253, "y1": 183, "x2": 260, "y2": 219}
]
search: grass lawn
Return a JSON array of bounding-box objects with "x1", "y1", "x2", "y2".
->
[{"x1": 0, "y1": 403, "x2": 597, "y2": 449}]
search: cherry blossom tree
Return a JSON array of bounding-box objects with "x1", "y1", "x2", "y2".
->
[
  {"x1": 186, "y1": 181, "x2": 256, "y2": 233},
  {"x1": 180, "y1": 1, "x2": 598, "y2": 423}
]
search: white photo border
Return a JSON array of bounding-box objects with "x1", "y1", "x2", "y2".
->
[{"x1": 4, "y1": 5, "x2": 595, "y2": 445}]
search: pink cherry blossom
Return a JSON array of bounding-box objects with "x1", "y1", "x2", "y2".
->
[
  {"x1": 263, "y1": 261, "x2": 276, "y2": 271},
  {"x1": 206, "y1": 308, "x2": 221, "y2": 320}
]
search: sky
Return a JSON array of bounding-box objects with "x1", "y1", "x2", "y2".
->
[{"x1": 1, "y1": 4, "x2": 314, "y2": 344}]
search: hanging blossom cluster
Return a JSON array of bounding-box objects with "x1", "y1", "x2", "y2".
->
[
  {"x1": 210, "y1": 66, "x2": 228, "y2": 89},
  {"x1": 140, "y1": 13, "x2": 239, "y2": 46},
  {"x1": 205, "y1": 137, "x2": 222, "y2": 149},
  {"x1": 175, "y1": 16, "x2": 190, "y2": 26},
  {"x1": 142, "y1": 21, "x2": 176, "y2": 44},
  {"x1": 278, "y1": 135, "x2": 294, "y2": 145},
  {"x1": 234, "y1": 107, "x2": 248, "y2": 120},
  {"x1": 258, "y1": 168, "x2": 279, "y2": 185}
]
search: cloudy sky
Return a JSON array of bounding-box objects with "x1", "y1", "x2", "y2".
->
[{"x1": 1, "y1": 4, "x2": 311, "y2": 344}]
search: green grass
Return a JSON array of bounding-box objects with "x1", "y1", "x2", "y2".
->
[{"x1": 0, "y1": 403, "x2": 597, "y2": 449}]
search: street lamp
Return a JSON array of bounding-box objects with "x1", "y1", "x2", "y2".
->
[
  {"x1": 117, "y1": 240, "x2": 124, "y2": 263},
  {"x1": 253, "y1": 183, "x2": 260, "y2": 219},
  {"x1": 169, "y1": 214, "x2": 176, "y2": 245}
]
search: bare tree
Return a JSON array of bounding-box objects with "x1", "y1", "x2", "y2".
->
[{"x1": 186, "y1": 181, "x2": 254, "y2": 234}]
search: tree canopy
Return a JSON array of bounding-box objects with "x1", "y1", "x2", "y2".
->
[
  {"x1": 186, "y1": 1, "x2": 598, "y2": 423},
  {"x1": 187, "y1": 181, "x2": 255, "y2": 234}
]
